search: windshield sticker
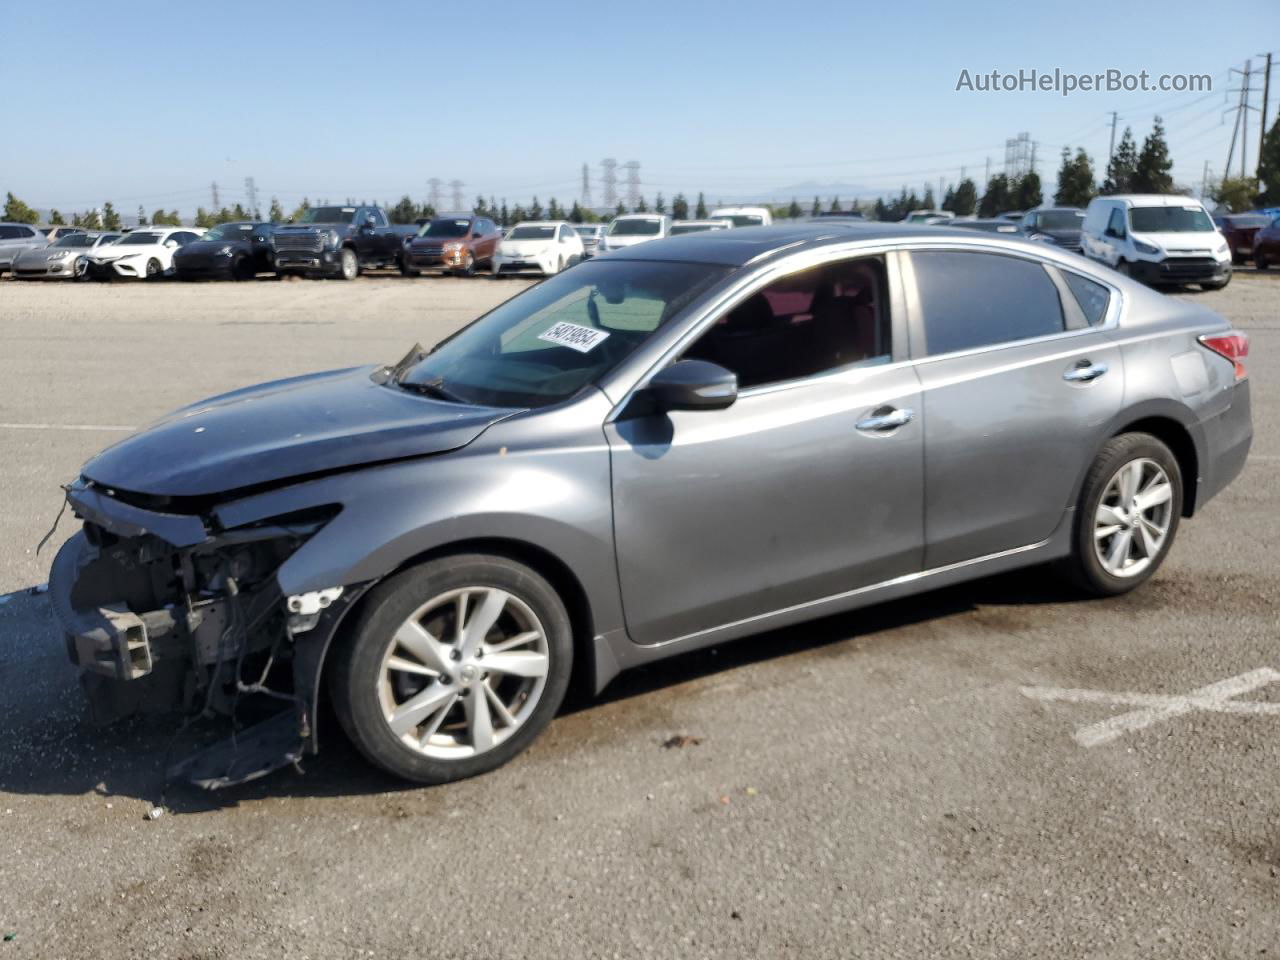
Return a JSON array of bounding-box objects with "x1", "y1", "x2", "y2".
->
[{"x1": 537, "y1": 321, "x2": 610, "y2": 353}]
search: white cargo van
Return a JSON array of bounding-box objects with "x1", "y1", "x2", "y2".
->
[{"x1": 1081, "y1": 194, "x2": 1231, "y2": 290}]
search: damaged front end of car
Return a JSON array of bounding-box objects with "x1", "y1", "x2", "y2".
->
[{"x1": 49, "y1": 478, "x2": 367, "y2": 789}]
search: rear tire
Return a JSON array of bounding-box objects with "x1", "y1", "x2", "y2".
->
[
  {"x1": 330, "y1": 554, "x2": 573, "y2": 785},
  {"x1": 1060, "y1": 432, "x2": 1182, "y2": 597}
]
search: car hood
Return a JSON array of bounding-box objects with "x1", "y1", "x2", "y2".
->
[
  {"x1": 1038, "y1": 227, "x2": 1082, "y2": 241},
  {"x1": 90, "y1": 245, "x2": 161, "y2": 259},
  {"x1": 176, "y1": 239, "x2": 250, "y2": 255},
  {"x1": 81, "y1": 365, "x2": 515, "y2": 498},
  {"x1": 602, "y1": 233, "x2": 660, "y2": 248},
  {"x1": 277, "y1": 223, "x2": 346, "y2": 233},
  {"x1": 1130, "y1": 230, "x2": 1222, "y2": 253},
  {"x1": 499, "y1": 240, "x2": 555, "y2": 256}
]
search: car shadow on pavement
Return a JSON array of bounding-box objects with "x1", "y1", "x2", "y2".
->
[{"x1": 0, "y1": 565, "x2": 1082, "y2": 813}]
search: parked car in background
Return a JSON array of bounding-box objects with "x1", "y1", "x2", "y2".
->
[
  {"x1": 1251, "y1": 216, "x2": 1280, "y2": 270},
  {"x1": 12, "y1": 231, "x2": 121, "y2": 279},
  {"x1": 404, "y1": 215, "x2": 502, "y2": 277},
  {"x1": 597, "y1": 213, "x2": 672, "y2": 254},
  {"x1": 905, "y1": 209, "x2": 954, "y2": 223},
  {"x1": 49, "y1": 221, "x2": 1251, "y2": 787},
  {"x1": 273, "y1": 205, "x2": 406, "y2": 280},
  {"x1": 174, "y1": 222, "x2": 276, "y2": 281},
  {"x1": 1213, "y1": 213, "x2": 1272, "y2": 264},
  {"x1": 708, "y1": 206, "x2": 772, "y2": 227},
  {"x1": 41, "y1": 226, "x2": 87, "y2": 243},
  {"x1": 947, "y1": 218, "x2": 1023, "y2": 234},
  {"x1": 998, "y1": 211, "x2": 1026, "y2": 222},
  {"x1": 492, "y1": 221, "x2": 584, "y2": 277},
  {"x1": 1082, "y1": 195, "x2": 1231, "y2": 290},
  {"x1": 1020, "y1": 208, "x2": 1085, "y2": 251},
  {"x1": 573, "y1": 223, "x2": 603, "y2": 257},
  {"x1": 0, "y1": 222, "x2": 49, "y2": 273},
  {"x1": 85, "y1": 226, "x2": 204, "y2": 280},
  {"x1": 669, "y1": 219, "x2": 733, "y2": 235}
]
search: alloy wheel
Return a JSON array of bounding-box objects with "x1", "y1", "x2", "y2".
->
[
  {"x1": 376, "y1": 586, "x2": 550, "y2": 759},
  {"x1": 1092, "y1": 458, "x2": 1174, "y2": 578}
]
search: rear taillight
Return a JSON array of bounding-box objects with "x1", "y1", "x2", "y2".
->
[{"x1": 1198, "y1": 332, "x2": 1249, "y2": 381}]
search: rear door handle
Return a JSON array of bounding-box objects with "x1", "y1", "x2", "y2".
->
[
  {"x1": 1063, "y1": 360, "x2": 1109, "y2": 383},
  {"x1": 856, "y1": 406, "x2": 915, "y2": 432}
]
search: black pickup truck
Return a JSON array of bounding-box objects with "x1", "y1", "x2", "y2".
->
[{"x1": 272, "y1": 205, "x2": 416, "y2": 279}]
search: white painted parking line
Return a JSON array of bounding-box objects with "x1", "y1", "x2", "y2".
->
[
  {"x1": 0, "y1": 422, "x2": 135, "y2": 432},
  {"x1": 1020, "y1": 668, "x2": 1280, "y2": 747}
]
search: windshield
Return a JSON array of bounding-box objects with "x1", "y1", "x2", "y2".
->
[
  {"x1": 54, "y1": 233, "x2": 95, "y2": 248},
  {"x1": 422, "y1": 219, "x2": 472, "y2": 238},
  {"x1": 507, "y1": 225, "x2": 556, "y2": 240},
  {"x1": 399, "y1": 259, "x2": 729, "y2": 408},
  {"x1": 1035, "y1": 211, "x2": 1085, "y2": 230},
  {"x1": 202, "y1": 223, "x2": 256, "y2": 241},
  {"x1": 118, "y1": 232, "x2": 164, "y2": 245},
  {"x1": 608, "y1": 218, "x2": 662, "y2": 236},
  {"x1": 1129, "y1": 206, "x2": 1214, "y2": 233},
  {"x1": 715, "y1": 214, "x2": 764, "y2": 227},
  {"x1": 299, "y1": 206, "x2": 356, "y2": 224}
]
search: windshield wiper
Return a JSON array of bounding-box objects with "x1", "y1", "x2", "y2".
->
[{"x1": 403, "y1": 377, "x2": 466, "y2": 404}]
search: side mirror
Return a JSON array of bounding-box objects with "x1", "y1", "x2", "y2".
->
[{"x1": 647, "y1": 360, "x2": 738, "y2": 411}]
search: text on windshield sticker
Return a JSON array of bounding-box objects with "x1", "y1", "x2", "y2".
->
[{"x1": 537, "y1": 321, "x2": 610, "y2": 353}]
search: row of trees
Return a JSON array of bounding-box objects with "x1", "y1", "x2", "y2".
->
[{"x1": 8, "y1": 115, "x2": 1279, "y2": 230}]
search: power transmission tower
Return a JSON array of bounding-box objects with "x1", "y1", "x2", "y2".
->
[
  {"x1": 427, "y1": 178, "x2": 442, "y2": 211},
  {"x1": 1224, "y1": 60, "x2": 1260, "y2": 186},
  {"x1": 623, "y1": 161, "x2": 640, "y2": 209},
  {"x1": 449, "y1": 180, "x2": 464, "y2": 212},
  {"x1": 1258, "y1": 52, "x2": 1273, "y2": 182},
  {"x1": 580, "y1": 163, "x2": 592, "y2": 207},
  {"x1": 211, "y1": 181, "x2": 220, "y2": 209},
  {"x1": 244, "y1": 177, "x2": 259, "y2": 218},
  {"x1": 1004, "y1": 132, "x2": 1033, "y2": 179},
  {"x1": 601, "y1": 158, "x2": 618, "y2": 207}
]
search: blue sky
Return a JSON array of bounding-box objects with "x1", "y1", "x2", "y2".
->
[{"x1": 3, "y1": 0, "x2": 1277, "y2": 215}]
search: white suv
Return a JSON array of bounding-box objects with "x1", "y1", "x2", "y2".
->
[
  {"x1": 597, "y1": 214, "x2": 672, "y2": 254},
  {"x1": 1081, "y1": 195, "x2": 1231, "y2": 290}
]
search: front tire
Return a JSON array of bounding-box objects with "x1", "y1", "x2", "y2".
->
[
  {"x1": 1257, "y1": 251, "x2": 1270, "y2": 271},
  {"x1": 458, "y1": 251, "x2": 476, "y2": 277},
  {"x1": 1061, "y1": 432, "x2": 1182, "y2": 596},
  {"x1": 338, "y1": 247, "x2": 359, "y2": 281},
  {"x1": 330, "y1": 554, "x2": 573, "y2": 784},
  {"x1": 145, "y1": 258, "x2": 162, "y2": 279}
]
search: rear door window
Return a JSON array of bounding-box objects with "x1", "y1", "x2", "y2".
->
[{"x1": 910, "y1": 251, "x2": 1066, "y2": 356}]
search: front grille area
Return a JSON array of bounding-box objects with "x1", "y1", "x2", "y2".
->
[
  {"x1": 274, "y1": 232, "x2": 324, "y2": 253},
  {"x1": 413, "y1": 243, "x2": 444, "y2": 257},
  {"x1": 1159, "y1": 257, "x2": 1218, "y2": 279}
]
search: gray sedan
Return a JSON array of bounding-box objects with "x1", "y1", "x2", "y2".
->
[
  {"x1": 48, "y1": 223, "x2": 1251, "y2": 787},
  {"x1": 12, "y1": 231, "x2": 122, "y2": 279},
  {"x1": 0, "y1": 221, "x2": 48, "y2": 272}
]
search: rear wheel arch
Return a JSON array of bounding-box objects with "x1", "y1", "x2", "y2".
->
[{"x1": 1110, "y1": 415, "x2": 1199, "y2": 517}]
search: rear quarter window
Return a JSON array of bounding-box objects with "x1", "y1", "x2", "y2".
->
[
  {"x1": 1061, "y1": 271, "x2": 1111, "y2": 326},
  {"x1": 911, "y1": 251, "x2": 1066, "y2": 355}
]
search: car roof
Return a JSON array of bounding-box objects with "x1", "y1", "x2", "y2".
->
[
  {"x1": 1094, "y1": 194, "x2": 1206, "y2": 207},
  {"x1": 604, "y1": 221, "x2": 1002, "y2": 266}
]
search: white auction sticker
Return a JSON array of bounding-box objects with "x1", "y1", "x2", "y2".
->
[{"x1": 537, "y1": 321, "x2": 610, "y2": 353}]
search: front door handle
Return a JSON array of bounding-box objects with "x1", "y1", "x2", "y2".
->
[
  {"x1": 1063, "y1": 360, "x2": 1109, "y2": 383},
  {"x1": 856, "y1": 406, "x2": 915, "y2": 432}
]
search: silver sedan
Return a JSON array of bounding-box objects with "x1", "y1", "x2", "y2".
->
[
  {"x1": 49, "y1": 222, "x2": 1251, "y2": 787},
  {"x1": 12, "y1": 231, "x2": 122, "y2": 279}
]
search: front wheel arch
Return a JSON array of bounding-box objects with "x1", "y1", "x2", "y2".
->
[{"x1": 308, "y1": 536, "x2": 601, "y2": 748}]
